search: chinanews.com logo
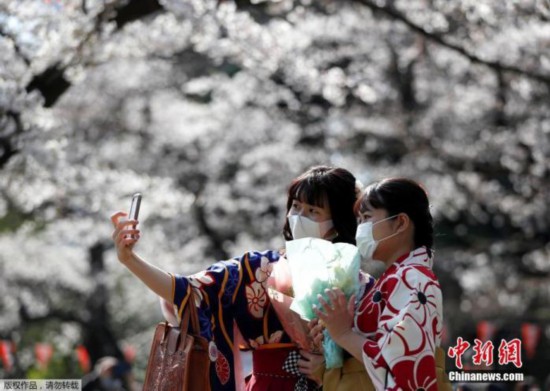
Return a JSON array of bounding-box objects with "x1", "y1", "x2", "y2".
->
[{"x1": 447, "y1": 337, "x2": 525, "y2": 383}]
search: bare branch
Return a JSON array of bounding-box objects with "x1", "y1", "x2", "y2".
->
[
  {"x1": 0, "y1": 111, "x2": 22, "y2": 169},
  {"x1": 355, "y1": 0, "x2": 550, "y2": 85},
  {"x1": 112, "y1": 0, "x2": 163, "y2": 28},
  {"x1": 22, "y1": 0, "x2": 165, "y2": 108},
  {"x1": 0, "y1": 26, "x2": 31, "y2": 66}
]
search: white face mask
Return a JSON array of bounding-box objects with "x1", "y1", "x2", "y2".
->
[
  {"x1": 288, "y1": 215, "x2": 334, "y2": 240},
  {"x1": 355, "y1": 215, "x2": 400, "y2": 261}
]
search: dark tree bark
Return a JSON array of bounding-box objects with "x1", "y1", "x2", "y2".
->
[
  {"x1": 113, "y1": 0, "x2": 164, "y2": 29},
  {"x1": 82, "y1": 242, "x2": 124, "y2": 364},
  {"x1": 26, "y1": 63, "x2": 71, "y2": 108}
]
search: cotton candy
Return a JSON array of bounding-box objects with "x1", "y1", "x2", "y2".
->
[{"x1": 285, "y1": 238, "x2": 361, "y2": 368}]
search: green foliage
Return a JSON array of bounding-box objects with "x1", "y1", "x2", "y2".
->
[{"x1": 26, "y1": 354, "x2": 84, "y2": 380}]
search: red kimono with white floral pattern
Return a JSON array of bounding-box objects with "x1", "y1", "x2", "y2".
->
[{"x1": 355, "y1": 247, "x2": 443, "y2": 391}]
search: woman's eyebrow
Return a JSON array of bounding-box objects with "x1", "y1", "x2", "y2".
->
[
  {"x1": 313, "y1": 203, "x2": 328, "y2": 211},
  {"x1": 302, "y1": 203, "x2": 318, "y2": 210}
]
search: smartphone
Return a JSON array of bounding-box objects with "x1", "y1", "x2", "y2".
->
[
  {"x1": 129, "y1": 193, "x2": 142, "y2": 221},
  {"x1": 128, "y1": 193, "x2": 142, "y2": 239}
]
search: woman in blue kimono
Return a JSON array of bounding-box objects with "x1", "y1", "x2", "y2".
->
[{"x1": 110, "y1": 165, "x2": 359, "y2": 391}]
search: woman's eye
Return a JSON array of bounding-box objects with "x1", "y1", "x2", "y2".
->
[{"x1": 310, "y1": 208, "x2": 319, "y2": 214}]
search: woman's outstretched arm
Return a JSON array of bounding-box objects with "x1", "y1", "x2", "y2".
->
[{"x1": 111, "y1": 211, "x2": 172, "y2": 303}]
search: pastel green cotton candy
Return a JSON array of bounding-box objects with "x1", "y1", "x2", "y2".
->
[
  {"x1": 285, "y1": 238, "x2": 361, "y2": 368},
  {"x1": 291, "y1": 278, "x2": 333, "y2": 320}
]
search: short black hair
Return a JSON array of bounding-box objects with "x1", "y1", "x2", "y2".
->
[
  {"x1": 356, "y1": 177, "x2": 434, "y2": 256},
  {"x1": 283, "y1": 166, "x2": 358, "y2": 245}
]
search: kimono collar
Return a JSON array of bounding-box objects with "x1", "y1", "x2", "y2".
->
[{"x1": 385, "y1": 247, "x2": 433, "y2": 276}]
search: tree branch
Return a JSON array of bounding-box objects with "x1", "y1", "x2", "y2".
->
[
  {"x1": 112, "y1": 0, "x2": 163, "y2": 28},
  {"x1": 0, "y1": 26, "x2": 31, "y2": 66},
  {"x1": 25, "y1": 63, "x2": 71, "y2": 108},
  {"x1": 355, "y1": 0, "x2": 550, "y2": 85},
  {"x1": 22, "y1": 0, "x2": 165, "y2": 108},
  {"x1": 0, "y1": 111, "x2": 22, "y2": 169}
]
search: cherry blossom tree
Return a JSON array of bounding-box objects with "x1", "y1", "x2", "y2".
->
[{"x1": 1, "y1": 0, "x2": 549, "y2": 381}]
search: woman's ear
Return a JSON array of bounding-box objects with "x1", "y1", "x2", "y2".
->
[{"x1": 395, "y1": 213, "x2": 410, "y2": 234}]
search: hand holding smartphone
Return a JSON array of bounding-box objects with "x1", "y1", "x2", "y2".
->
[{"x1": 128, "y1": 193, "x2": 142, "y2": 239}]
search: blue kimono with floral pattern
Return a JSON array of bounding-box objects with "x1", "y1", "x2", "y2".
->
[{"x1": 170, "y1": 250, "x2": 289, "y2": 391}]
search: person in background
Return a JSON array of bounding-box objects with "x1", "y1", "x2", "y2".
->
[{"x1": 82, "y1": 356, "x2": 130, "y2": 391}]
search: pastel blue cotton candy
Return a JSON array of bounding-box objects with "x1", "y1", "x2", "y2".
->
[
  {"x1": 323, "y1": 329, "x2": 344, "y2": 368},
  {"x1": 285, "y1": 238, "x2": 361, "y2": 368}
]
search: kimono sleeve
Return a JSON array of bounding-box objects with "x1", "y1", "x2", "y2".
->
[
  {"x1": 170, "y1": 250, "x2": 280, "y2": 327},
  {"x1": 361, "y1": 267, "x2": 442, "y2": 391},
  {"x1": 233, "y1": 250, "x2": 286, "y2": 347},
  {"x1": 170, "y1": 260, "x2": 240, "y2": 322}
]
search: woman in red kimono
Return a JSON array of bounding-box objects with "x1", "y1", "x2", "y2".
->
[
  {"x1": 110, "y1": 165, "x2": 359, "y2": 391},
  {"x1": 313, "y1": 178, "x2": 444, "y2": 391}
]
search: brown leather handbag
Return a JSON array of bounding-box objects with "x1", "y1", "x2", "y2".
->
[{"x1": 143, "y1": 295, "x2": 210, "y2": 391}]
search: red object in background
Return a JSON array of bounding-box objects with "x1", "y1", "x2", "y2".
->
[
  {"x1": 0, "y1": 340, "x2": 15, "y2": 372},
  {"x1": 477, "y1": 320, "x2": 497, "y2": 342},
  {"x1": 35, "y1": 343, "x2": 54, "y2": 369},
  {"x1": 521, "y1": 323, "x2": 542, "y2": 360},
  {"x1": 75, "y1": 345, "x2": 91, "y2": 373},
  {"x1": 123, "y1": 344, "x2": 136, "y2": 364}
]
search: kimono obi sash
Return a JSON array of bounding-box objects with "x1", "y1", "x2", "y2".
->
[{"x1": 252, "y1": 344, "x2": 301, "y2": 378}]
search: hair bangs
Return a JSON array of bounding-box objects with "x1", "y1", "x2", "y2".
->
[
  {"x1": 354, "y1": 183, "x2": 385, "y2": 214},
  {"x1": 291, "y1": 177, "x2": 328, "y2": 208}
]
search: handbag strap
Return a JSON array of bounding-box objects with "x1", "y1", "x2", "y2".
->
[
  {"x1": 180, "y1": 287, "x2": 202, "y2": 336},
  {"x1": 180, "y1": 300, "x2": 191, "y2": 336}
]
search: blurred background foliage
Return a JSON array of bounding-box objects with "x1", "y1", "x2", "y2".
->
[{"x1": 1, "y1": 0, "x2": 549, "y2": 387}]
